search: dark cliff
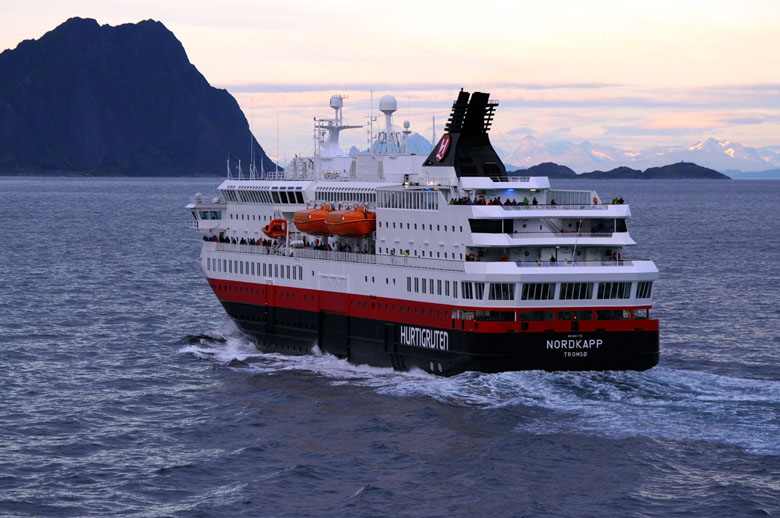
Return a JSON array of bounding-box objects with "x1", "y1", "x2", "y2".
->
[
  {"x1": 0, "y1": 17, "x2": 275, "y2": 175},
  {"x1": 510, "y1": 161, "x2": 729, "y2": 179}
]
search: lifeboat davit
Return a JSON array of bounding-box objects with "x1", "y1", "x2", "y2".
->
[
  {"x1": 261, "y1": 219, "x2": 288, "y2": 239},
  {"x1": 293, "y1": 204, "x2": 332, "y2": 235},
  {"x1": 324, "y1": 206, "x2": 376, "y2": 237}
]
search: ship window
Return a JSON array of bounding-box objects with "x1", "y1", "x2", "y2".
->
[
  {"x1": 295, "y1": 192, "x2": 304, "y2": 204},
  {"x1": 488, "y1": 283, "x2": 516, "y2": 301},
  {"x1": 422, "y1": 279, "x2": 426, "y2": 294},
  {"x1": 274, "y1": 265, "x2": 278, "y2": 277},
  {"x1": 598, "y1": 282, "x2": 631, "y2": 299},
  {"x1": 521, "y1": 283, "x2": 556, "y2": 300},
  {"x1": 445, "y1": 281, "x2": 450, "y2": 297},
  {"x1": 429, "y1": 279, "x2": 434, "y2": 294},
  {"x1": 437, "y1": 280, "x2": 442, "y2": 295},
  {"x1": 461, "y1": 282, "x2": 474, "y2": 300},
  {"x1": 560, "y1": 282, "x2": 593, "y2": 300},
  {"x1": 414, "y1": 278, "x2": 419, "y2": 293},
  {"x1": 596, "y1": 309, "x2": 631, "y2": 320},
  {"x1": 272, "y1": 192, "x2": 281, "y2": 203},
  {"x1": 286, "y1": 265, "x2": 290, "y2": 278},
  {"x1": 558, "y1": 310, "x2": 593, "y2": 321},
  {"x1": 414, "y1": 224, "x2": 417, "y2": 230},
  {"x1": 475, "y1": 311, "x2": 515, "y2": 322},
  {"x1": 453, "y1": 281, "x2": 458, "y2": 299},
  {"x1": 636, "y1": 281, "x2": 653, "y2": 299},
  {"x1": 518, "y1": 311, "x2": 555, "y2": 321},
  {"x1": 407, "y1": 277, "x2": 411, "y2": 292},
  {"x1": 634, "y1": 308, "x2": 649, "y2": 319},
  {"x1": 407, "y1": 223, "x2": 410, "y2": 229},
  {"x1": 474, "y1": 282, "x2": 485, "y2": 300},
  {"x1": 263, "y1": 264, "x2": 267, "y2": 276}
]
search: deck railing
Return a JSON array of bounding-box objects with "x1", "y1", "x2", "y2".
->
[{"x1": 210, "y1": 242, "x2": 465, "y2": 271}]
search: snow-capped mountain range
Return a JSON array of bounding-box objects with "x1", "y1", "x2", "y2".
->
[{"x1": 505, "y1": 135, "x2": 780, "y2": 173}]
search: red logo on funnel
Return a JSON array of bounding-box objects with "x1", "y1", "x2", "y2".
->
[{"x1": 435, "y1": 134, "x2": 451, "y2": 162}]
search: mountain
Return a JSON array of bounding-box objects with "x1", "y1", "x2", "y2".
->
[
  {"x1": 725, "y1": 168, "x2": 780, "y2": 179},
  {"x1": 505, "y1": 135, "x2": 780, "y2": 174},
  {"x1": 0, "y1": 17, "x2": 275, "y2": 175},
  {"x1": 507, "y1": 135, "x2": 636, "y2": 173},
  {"x1": 510, "y1": 161, "x2": 729, "y2": 179},
  {"x1": 348, "y1": 132, "x2": 432, "y2": 156},
  {"x1": 511, "y1": 162, "x2": 577, "y2": 179}
]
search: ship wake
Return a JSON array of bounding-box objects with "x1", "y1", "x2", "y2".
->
[{"x1": 179, "y1": 327, "x2": 780, "y2": 456}]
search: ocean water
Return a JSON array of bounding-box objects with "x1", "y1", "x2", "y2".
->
[{"x1": 1, "y1": 177, "x2": 778, "y2": 517}]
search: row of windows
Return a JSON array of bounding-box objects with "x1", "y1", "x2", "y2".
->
[
  {"x1": 221, "y1": 188, "x2": 305, "y2": 205},
  {"x1": 198, "y1": 211, "x2": 222, "y2": 220},
  {"x1": 523, "y1": 281, "x2": 653, "y2": 301},
  {"x1": 207, "y1": 257, "x2": 304, "y2": 281},
  {"x1": 403, "y1": 279, "x2": 653, "y2": 301},
  {"x1": 377, "y1": 189, "x2": 439, "y2": 210},
  {"x1": 379, "y1": 221, "x2": 463, "y2": 233},
  {"x1": 315, "y1": 187, "x2": 376, "y2": 205}
]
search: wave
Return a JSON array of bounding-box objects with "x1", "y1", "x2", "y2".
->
[{"x1": 180, "y1": 328, "x2": 780, "y2": 456}]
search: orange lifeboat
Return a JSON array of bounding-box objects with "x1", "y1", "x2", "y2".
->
[
  {"x1": 324, "y1": 206, "x2": 376, "y2": 237},
  {"x1": 261, "y1": 219, "x2": 288, "y2": 239},
  {"x1": 293, "y1": 204, "x2": 331, "y2": 235}
]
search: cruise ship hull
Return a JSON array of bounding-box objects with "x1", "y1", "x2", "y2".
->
[{"x1": 219, "y1": 300, "x2": 659, "y2": 376}]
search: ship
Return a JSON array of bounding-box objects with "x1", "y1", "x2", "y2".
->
[{"x1": 187, "y1": 90, "x2": 659, "y2": 376}]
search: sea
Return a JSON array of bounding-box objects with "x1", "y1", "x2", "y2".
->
[{"x1": 1, "y1": 177, "x2": 778, "y2": 517}]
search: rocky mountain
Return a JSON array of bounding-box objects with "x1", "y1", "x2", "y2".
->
[
  {"x1": 505, "y1": 135, "x2": 780, "y2": 174},
  {"x1": 0, "y1": 17, "x2": 275, "y2": 175},
  {"x1": 510, "y1": 162, "x2": 729, "y2": 179}
]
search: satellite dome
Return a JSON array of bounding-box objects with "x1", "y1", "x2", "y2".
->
[
  {"x1": 329, "y1": 95, "x2": 343, "y2": 109},
  {"x1": 403, "y1": 120, "x2": 410, "y2": 129},
  {"x1": 379, "y1": 95, "x2": 397, "y2": 114}
]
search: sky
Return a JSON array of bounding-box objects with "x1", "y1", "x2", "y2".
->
[{"x1": 3, "y1": 0, "x2": 780, "y2": 162}]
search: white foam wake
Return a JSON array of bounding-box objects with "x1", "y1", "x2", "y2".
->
[{"x1": 180, "y1": 329, "x2": 780, "y2": 456}]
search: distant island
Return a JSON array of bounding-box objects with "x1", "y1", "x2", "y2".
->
[
  {"x1": 510, "y1": 161, "x2": 730, "y2": 179},
  {"x1": 0, "y1": 17, "x2": 274, "y2": 176}
]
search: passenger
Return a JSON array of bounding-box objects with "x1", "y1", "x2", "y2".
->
[
  {"x1": 550, "y1": 199, "x2": 556, "y2": 205},
  {"x1": 593, "y1": 196, "x2": 598, "y2": 205},
  {"x1": 618, "y1": 197, "x2": 624, "y2": 204},
  {"x1": 550, "y1": 255, "x2": 557, "y2": 263},
  {"x1": 522, "y1": 197, "x2": 529, "y2": 205},
  {"x1": 532, "y1": 197, "x2": 538, "y2": 205}
]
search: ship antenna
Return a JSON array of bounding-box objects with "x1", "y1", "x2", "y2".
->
[
  {"x1": 250, "y1": 98, "x2": 256, "y2": 179},
  {"x1": 370, "y1": 90, "x2": 374, "y2": 151},
  {"x1": 275, "y1": 101, "x2": 280, "y2": 177}
]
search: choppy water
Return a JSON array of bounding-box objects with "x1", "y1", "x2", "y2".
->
[{"x1": 1, "y1": 177, "x2": 779, "y2": 517}]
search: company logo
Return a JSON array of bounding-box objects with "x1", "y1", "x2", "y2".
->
[
  {"x1": 400, "y1": 326, "x2": 449, "y2": 351},
  {"x1": 434, "y1": 134, "x2": 451, "y2": 162}
]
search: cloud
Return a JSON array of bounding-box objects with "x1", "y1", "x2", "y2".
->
[
  {"x1": 602, "y1": 125, "x2": 713, "y2": 137},
  {"x1": 217, "y1": 81, "x2": 620, "y2": 94},
  {"x1": 507, "y1": 127, "x2": 536, "y2": 135}
]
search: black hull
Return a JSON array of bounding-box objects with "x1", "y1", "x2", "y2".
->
[{"x1": 221, "y1": 300, "x2": 659, "y2": 376}]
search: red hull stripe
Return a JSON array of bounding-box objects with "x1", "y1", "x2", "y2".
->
[{"x1": 207, "y1": 277, "x2": 659, "y2": 334}]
